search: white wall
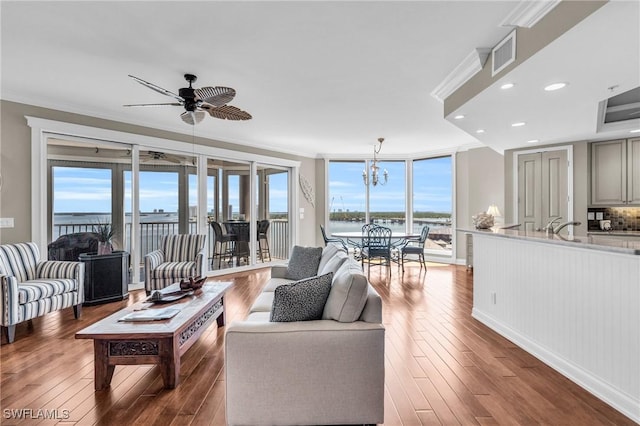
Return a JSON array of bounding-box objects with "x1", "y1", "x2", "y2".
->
[{"x1": 456, "y1": 147, "x2": 505, "y2": 262}]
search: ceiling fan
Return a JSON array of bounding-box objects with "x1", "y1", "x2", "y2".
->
[
  {"x1": 120, "y1": 150, "x2": 186, "y2": 164},
  {"x1": 124, "y1": 73, "x2": 252, "y2": 125}
]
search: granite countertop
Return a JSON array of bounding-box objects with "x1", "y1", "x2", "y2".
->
[
  {"x1": 587, "y1": 230, "x2": 640, "y2": 237},
  {"x1": 459, "y1": 227, "x2": 640, "y2": 255}
]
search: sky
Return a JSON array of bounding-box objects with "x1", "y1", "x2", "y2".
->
[
  {"x1": 329, "y1": 156, "x2": 452, "y2": 214},
  {"x1": 52, "y1": 157, "x2": 451, "y2": 215},
  {"x1": 52, "y1": 167, "x2": 288, "y2": 214}
]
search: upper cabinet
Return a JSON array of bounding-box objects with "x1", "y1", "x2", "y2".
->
[{"x1": 591, "y1": 138, "x2": 640, "y2": 206}]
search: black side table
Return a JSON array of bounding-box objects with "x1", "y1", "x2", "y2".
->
[{"x1": 79, "y1": 251, "x2": 129, "y2": 305}]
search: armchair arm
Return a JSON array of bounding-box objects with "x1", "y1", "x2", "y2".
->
[
  {"x1": 195, "y1": 242, "x2": 208, "y2": 277},
  {"x1": 144, "y1": 250, "x2": 165, "y2": 270},
  {"x1": 0, "y1": 275, "x2": 19, "y2": 326},
  {"x1": 144, "y1": 249, "x2": 165, "y2": 289}
]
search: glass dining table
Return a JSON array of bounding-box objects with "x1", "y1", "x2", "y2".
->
[{"x1": 330, "y1": 230, "x2": 420, "y2": 258}]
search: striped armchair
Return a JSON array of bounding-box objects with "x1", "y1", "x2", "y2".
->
[
  {"x1": 0, "y1": 242, "x2": 84, "y2": 344},
  {"x1": 144, "y1": 234, "x2": 207, "y2": 294}
]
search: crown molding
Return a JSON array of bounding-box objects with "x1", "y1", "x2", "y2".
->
[
  {"x1": 500, "y1": 0, "x2": 561, "y2": 28},
  {"x1": 430, "y1": 48, "x2": 491, "y2": 103}
]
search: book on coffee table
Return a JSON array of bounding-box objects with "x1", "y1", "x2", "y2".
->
[{"x1": 118, "y1": 307, "x2": 181, "y2": 322}]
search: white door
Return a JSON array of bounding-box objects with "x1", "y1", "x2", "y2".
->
[{"x1": 518, "y1": 150, "x2": 568, "y2": 231}]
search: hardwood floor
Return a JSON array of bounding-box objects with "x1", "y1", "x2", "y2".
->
[{"x1": 0, "y1": 263, "x2": 635, "y2": 425}]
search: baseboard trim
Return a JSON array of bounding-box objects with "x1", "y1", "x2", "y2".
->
[{"x1": 471, "y1": 308, "x2": 639, "y2": 423}]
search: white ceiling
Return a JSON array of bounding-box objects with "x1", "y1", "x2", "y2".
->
[{"x1": 1, "y1": 1, "x2": 638, "y2": 158}]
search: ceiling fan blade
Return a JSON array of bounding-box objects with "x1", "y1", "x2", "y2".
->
[
  {"x1": 123, "y1": 102, "x2": 183, "y2": 107},
  {"x1": 202, "y1": 104, "x2": 252, "y2": 121},
  {"x1": 128, "y1": 75, "x2": 184, "y2": 102},
  {"x1": 180, "y1": 110, "x2": 206, "y2": 125},
  {"x1": 195, "y1": 86, "x2": 236, "y2": 107}
]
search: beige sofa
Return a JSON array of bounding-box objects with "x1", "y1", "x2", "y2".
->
[{"x1": 225, "y1": 245, "x2": 385, "y2": 426}]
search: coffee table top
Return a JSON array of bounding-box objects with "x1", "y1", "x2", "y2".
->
[{"x1": 75, "y1": 281, "x2": 233, "y2": 340}]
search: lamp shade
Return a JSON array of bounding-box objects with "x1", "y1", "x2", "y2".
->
[{"x1": 486, "y1": 205, "x2": 501, "y2": 217}]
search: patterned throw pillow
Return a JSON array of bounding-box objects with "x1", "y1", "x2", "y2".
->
[
  {"x1": 285, "y1": 245, "x2": 323, "y2": 280},
  {"x1": 270, "y1": 272, "x2": 333, "y2": 322}
]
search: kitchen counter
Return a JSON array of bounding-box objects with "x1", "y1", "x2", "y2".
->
[
  {"x1": 587, "y1": 230, "x2": 640, "y2": 236},
  {"x1": 460, "y1": 227, "x2": 640, "y2": 255},
  {"x1": 467, "y1": 228, "x2": 640, "y2": 421}
]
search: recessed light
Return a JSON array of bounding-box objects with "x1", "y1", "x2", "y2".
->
[
  {"x1": 511, "y1": 122, "x2": 526, "y2": 127},
  {"x1": 527, "y1": 139, "x2": 539, "y2": 143},
  {"x1": 476, "y1": 129, "x2": 485, "y2": 134},
  {"x1": 630, "y1": 129, "x2": 640, "y2": 133},
  {"x1": 454, "y1": 114, "x2": 465, "y2": 120},
  {"x1": 544, "y1": 82, "x2": 567, "y2": 91},
  {"x1": 500, "y1": 83, "x2": 515, "y2": 90}
]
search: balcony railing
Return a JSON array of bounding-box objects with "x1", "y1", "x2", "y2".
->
[{"x1": 52, "y1": 220, "x2": 290, "y2": 263}]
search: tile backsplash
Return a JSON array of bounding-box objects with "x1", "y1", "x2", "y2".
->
[{"x1": 587, "y1": 207, "x2": 640, "y2": 231}]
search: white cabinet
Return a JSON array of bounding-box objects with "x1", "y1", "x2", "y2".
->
[
  {"x1": 628, "y1": 138, "x2": 640, "y2": 205},
  {"x1": 591, "y1": 138, "x2": 640, "y2": 206}
]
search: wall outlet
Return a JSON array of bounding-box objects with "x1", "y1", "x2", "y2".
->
[
  {"x1": 596, "y1": 212, "x2": 604, "y2": 220},
  {"x1": 0, "y1": 218, "x2": 14, "y2": 228},
  {"x1": 587, "y1": 212, "x2": 595, "y2": 220}
]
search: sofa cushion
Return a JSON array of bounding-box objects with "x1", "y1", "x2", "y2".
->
[
  {"x1": 262, "y1": 277, "x2": 295, "y2": 292},
  {"x1": 323, "y1": 260, "x2": 369, "y2": 322},
  {"x1": 318, "y1": 249, "x2": 348, "y2": 276},
  {"x1": 250, "y1": 291, "x2": 275, "y2": 313},
  {"x1": 286, "y1": 246, "x2": 323, "y2": 280},
  {"x1": 270, "y1": 273, "x2": 333, "y2": 322},
  {"x1": 317, "y1": 244, "x2": 339, "y2": 273}
]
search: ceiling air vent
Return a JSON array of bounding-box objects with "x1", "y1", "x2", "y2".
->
[{"x1": 492, "y1": 30, "x2": 516, "y2": 76}]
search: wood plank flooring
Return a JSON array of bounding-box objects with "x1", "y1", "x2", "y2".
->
[{"x1": 0, "y1": 263, "x2": 635, "y2": 425}]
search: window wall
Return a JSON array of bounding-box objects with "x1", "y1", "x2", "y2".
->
[
  {"x1": 40, "y1": 124, "x2": 298, "y2": 282},
  {"x1": 412, "y1": 156, "x2": 453, "y2": 256},
  {"x1": 328, "y1": 161, "x2": 366, "y2": 233},
  {"x1": 369, "y1": 160, "x2": 406, "y2": 231},
  {"x1": 328, "y1": 155, "x2": 454, "y2": 259}
]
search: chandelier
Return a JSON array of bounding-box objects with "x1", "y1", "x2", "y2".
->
[{"x1": 362, "y1": 137, "x2": 388, "y2": 186}]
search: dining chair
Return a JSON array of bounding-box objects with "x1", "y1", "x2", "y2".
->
[
  {"x1": 257, "y1": 219, "x2": 271, "y2": 262},
  {"x1": 320, "y1": 224, "x2": 348, "y2": 252},
  {"x1": 360, "y1": 225, "x2": 392, "y2": 278},
  {"x1": 348, "y1": 223, "x2": 377, "y2": 260},
  {"x1": 225, "y1": 221, "x2": 250, "y2": 264},
  {"x1": 397, "y1": 225, "x2": 430, "y2": 272},
  {"x1": 210, "y1": 221, "x2": 236, "y2": 268}
]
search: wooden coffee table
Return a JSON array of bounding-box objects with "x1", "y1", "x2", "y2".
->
[{"x1": 75, "y1": 281, "x2": 232, "y2": 390}]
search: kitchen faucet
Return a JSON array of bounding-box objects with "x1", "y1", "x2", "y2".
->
[
  {"x1": 552, "y1": 221, "x2": 582, "y2": 234},
  {"x1": 543, "y1": 217, "x2": 582, "y2": 234},
  {"x1": 543, "y1": 217, "x2": 562, "y2": 234}
]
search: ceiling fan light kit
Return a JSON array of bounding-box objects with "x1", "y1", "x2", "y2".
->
[{"x1": 125, "y1": 73, "x2": 252, "y2": 124}]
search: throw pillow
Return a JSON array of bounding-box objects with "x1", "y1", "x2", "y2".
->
[
  {"x1": 270, "y1": 272, "x2": 333, "y2": 322},
  {"x1": 322, "y1": 260, "x2": 369, "y2": 322},
  {"x1": 286, "y1": 245, "x2": 323, "y2": 280}
]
